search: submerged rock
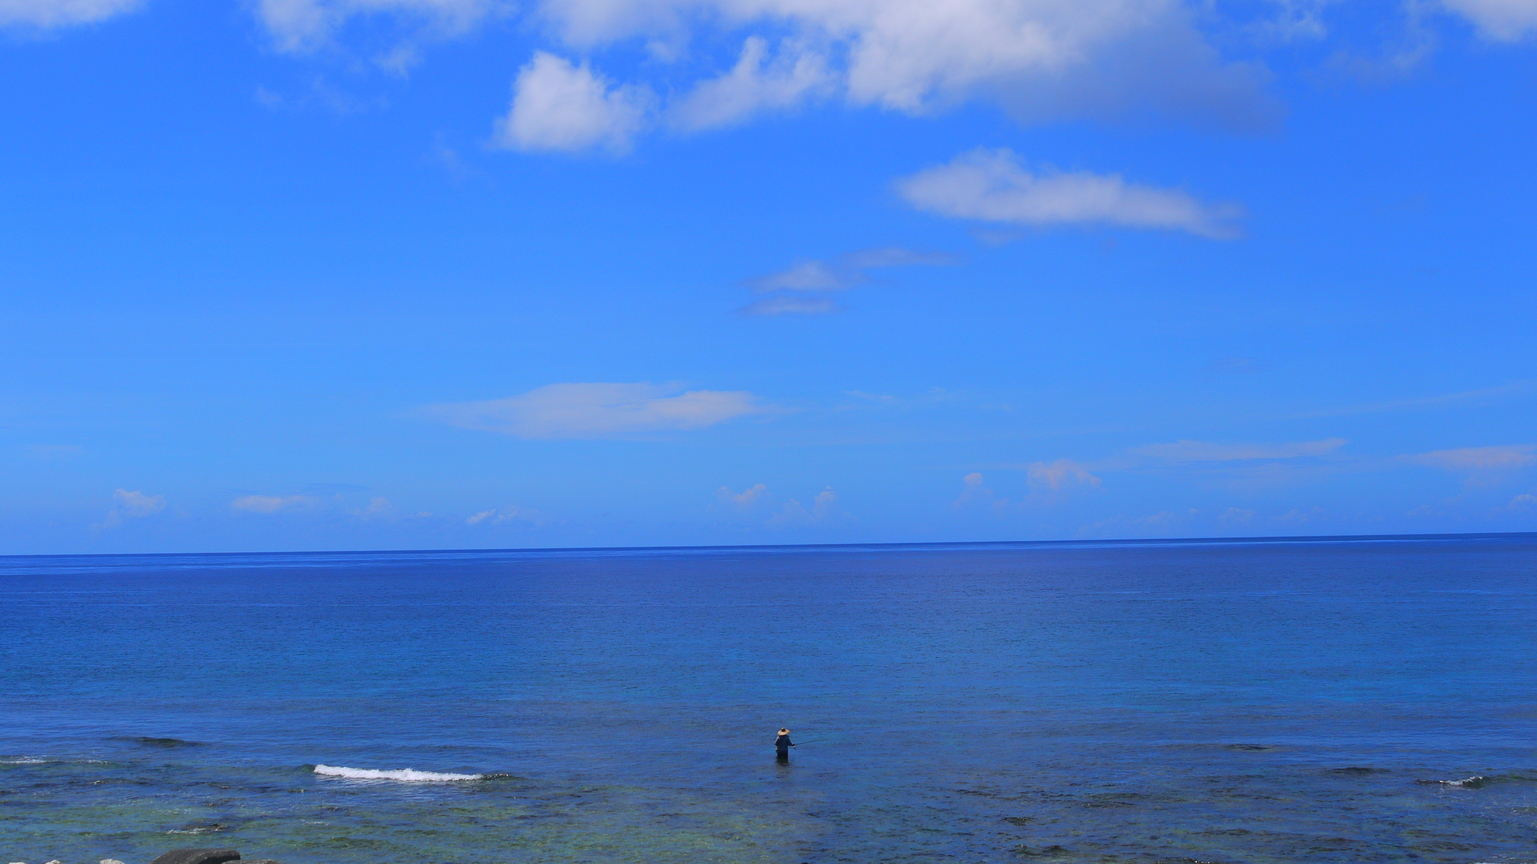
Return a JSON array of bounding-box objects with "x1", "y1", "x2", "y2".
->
[
  {"x1": 116, "y1": 736, "x2": 206, "y2": 748},
  {"x1": 149, "y1": 850, "x2": 241, "y2": 864}
]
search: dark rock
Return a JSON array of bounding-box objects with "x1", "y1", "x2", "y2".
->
[
  {"x1": 149, "y1": 849, "x2": 241, "y2": 864},
  {"x1": 118, "y1": 737, "x2": 206, "y2": 748},
  {"x1": 168, "y1": 820, "x2": 228, "y2": 835}
]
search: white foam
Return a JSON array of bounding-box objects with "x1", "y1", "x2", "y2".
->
[
  {"x1": 0, "y1": 758, "x2": 47, "y2": 764},
  {"x1": 312, "y1": 764, "x2": 482, "y2": 782}
]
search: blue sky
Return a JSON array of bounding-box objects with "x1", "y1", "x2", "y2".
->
[{"x1": 2, "y1": 0, "x2": 1535, "y2": 553}]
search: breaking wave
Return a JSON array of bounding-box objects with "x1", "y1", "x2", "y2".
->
[{"x1": 312, "y1": 764, "x2": 482, "y2": 782}]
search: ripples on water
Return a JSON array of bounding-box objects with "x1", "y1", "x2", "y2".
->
[{"x1": 2, "y1": 536, "x2": 1535, "y2": 863}]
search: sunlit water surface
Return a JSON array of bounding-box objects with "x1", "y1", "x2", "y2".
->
[{"x1": 2, "y1": 536, "x2": 1535, "y2": 863}]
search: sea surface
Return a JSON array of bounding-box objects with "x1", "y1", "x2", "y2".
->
[{"x1": 2, "y1": 535, "x2": 1536, "y2": 864}]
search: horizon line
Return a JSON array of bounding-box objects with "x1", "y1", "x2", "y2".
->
[{"x1": 3, "y1": 530, "x2": 1534, "y2": 561}]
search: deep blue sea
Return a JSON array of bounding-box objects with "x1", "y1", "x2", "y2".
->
[{"x1": 3, "y1": 536, "x2": 1536, "y2": 863}]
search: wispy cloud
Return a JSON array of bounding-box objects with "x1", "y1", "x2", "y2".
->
[
  {"x1": 232, "y1": 494, "x2": 319, "y2": 513},
  {"x1": 1136, "y1": 438, "x2": 1347, "y2": 462},
  {"x1": 97, "y1": 488, "x2": 166, "y2": 529},
  {"x1": 896, "y1": 148, "x2": 1242, "y2": 239},
  {"x1": 747, "y1": 247, "x2": 957, "y2": 293},
  {"x1": 1408, "y1": 445, "x2": 1537, "y2": 470},
  {"x1": 741, "y1": 246, "x2": 956, "y2": 316},
  {"x1": 739, "y1": 295, "x2": 842, "y2": 317},
  {"x1": 670, "y1": 36, "x2": 833, "y2": 131},
  {"x1": 1406, "y1": 445, "x2": 1536, "y2": 485},
  {"x1": 467, "y1": 505, "x2": 543, "y2": 525},
  {"x1": 0, "y1": 0, "x2": 142, "y2": 28},
  {"x1": 425, "y1": 382, "x2": 777, "y2": 438},
  {"x1": 255, "y1": 0, "x2": 510, "y2": 54},
  {"x1": 27, "y1": 444, "x2": 82, "y2": 459},
  {"x1": 1287, "y1": 381, "x2": 1534, "y2": 420}
]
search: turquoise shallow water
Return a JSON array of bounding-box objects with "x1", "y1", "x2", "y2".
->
[{"x1": 2, "y1": 536, "x2": 1536, "y2": 863}]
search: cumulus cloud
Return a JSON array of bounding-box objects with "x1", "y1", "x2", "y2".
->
[
  {"x1": 114, "y1": 488, "x2": 165, "y2": 516},
  {"x1": 494, "y1": 52, "x2": 653, "y2": 152},
  {"x1": 772, "y1": 486, "x2": 839, "y2": 524},
  {"x1": 1137, "y1": 437, "x2": 1347, "y2": 461},
  {"x1": 670, "y1": 36, "x2": 833, "y2": 131},
  {"x1": 231, "y1": 494, "x2": 319, "y2": 513},
  {"x1": 0, "y1": 0, "x2": 140, "y2": 28},
  {"x1": 1440, "y1": 0, "x2": 1537, "y2": 40},
  {"x1": 897, "y1": 148, "x2": 1243, "y2": 238},
  {"x1": 718, "y1": 483, "x2": 769, "y2": 508},
  {"x1": 426, "y1": 382, "x2": 775, "y2": 438},
  {"x1": 229, "y1": 0, "x2": 1274, "y2": 143},
  {"x1": 953, "y1": 471, "x2": 1009, "y2": 511},
  {"x1": 536, "y1": 0, "x2": 1271, "y2": 129}
]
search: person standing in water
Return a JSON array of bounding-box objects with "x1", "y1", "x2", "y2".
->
[{"x1": 775, "y1": 728, "x2": 794, "y2": 761}]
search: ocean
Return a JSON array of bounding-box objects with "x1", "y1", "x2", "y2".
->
[{"x1": 2, "y1": 535, "x2": 1535, "y2": 863}]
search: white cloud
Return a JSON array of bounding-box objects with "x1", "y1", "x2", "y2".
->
[
  {"x1": 1407, "y1": 445, "x2": 1537, "y2": 484},
  {"x1": 427, "y1": 382, "x2": 775, "y2": 438},
  {"x1": 1219, "y1": 506, "x2": 1255, "y2": 523},
  {"x1": 467, "y1": 505, "x2": 542, "y2": 524},
  {"x1": 740, "y1": 295, "x2": 841, "y2": 316},
  {"x1": 114, "y1": 488, "x2": 165, "y2": 516},
  {"x1": 749, "y1": 259, "x2": 849, "y2": 293},
  {"x1": 255, "y1": 0, "x2": 508, "y2": 53},
  {"x1": 352, "y1": 496, "x2": 395, "y2": 517},
  {"x1": 230, "y1": 491, "x2": 318, "y2": 510},
  {"x1": 897, "y1": 148, "x2": 1242, "y2": 238},
  {"x1": 1440, "y1": 0, "x2": 1537, "y2": 40},
  {"x1": 537, "y1": 0, "x2": 1270, "y2": 128},
  {"x1": 1026, "y1": 459, "x2": 1101, "y2": 489},
  {"x1": 718, "y1": 483, "x2": 769, "y2": 508},
  {"x1": 232, "y1": 494, "x2": 319, "y2": 513},
  {"x1": 670, "y1": 36, "x2": 832, "y2": 131},
  {"x1": 747, "y1": 247, "x2": 956, "y2": 293},
  {"x1": 772, "y1": 486, "x2": 839, "y2": 524},
  {"x1": 1137, "y1": 437, "x2": 1347, "y2": 462},
  {"x1": 97, "y1": 488, "x2": 166, "y2": 529},
  {"x1": 0, "y1": 0, "x2": 140, "y2": 28},
  {"x1": 494, "y1": 52, "x2": 653, "y2": 153},
  {"x1": 953, "y1": 471, "x2": 1009, "y2": 511}
]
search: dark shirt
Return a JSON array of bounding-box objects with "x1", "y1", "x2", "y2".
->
[{"x1": 775, "y1": 734, "x2": 793, "y2": 750}]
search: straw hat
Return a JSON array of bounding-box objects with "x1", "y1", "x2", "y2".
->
[{"x1": 778, "y1": 728, "x2": 790, "y2": 735}]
